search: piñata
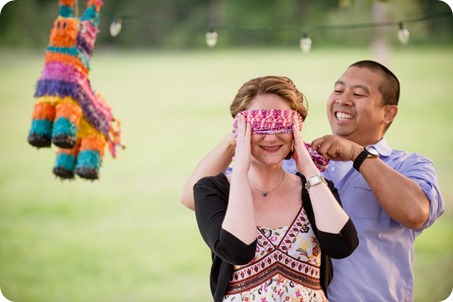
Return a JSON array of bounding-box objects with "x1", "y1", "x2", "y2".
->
[{"x1": 27, "y1": 0, "x2": 123, "y2": 180}]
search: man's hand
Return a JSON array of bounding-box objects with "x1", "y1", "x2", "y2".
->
[{"x1": 311, "y1": 135, "x2": 363, "y2": 162}]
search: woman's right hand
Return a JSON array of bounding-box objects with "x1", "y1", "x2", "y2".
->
[{"x1": 232, "y1": 115, "x2": 252, "y2": 173}]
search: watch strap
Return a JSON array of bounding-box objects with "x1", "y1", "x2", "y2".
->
[{"x1": 353, "y1": 148, "x2": 379, "y2": 171}]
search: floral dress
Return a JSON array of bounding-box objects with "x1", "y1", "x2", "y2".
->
[{"x1": 222, "y1": 207, "x2": 328, "y2": 302}]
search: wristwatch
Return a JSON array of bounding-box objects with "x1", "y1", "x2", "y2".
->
[
  {"x1": 353, "y1": 146, "x2": 379, "y2": 171},
  {"x1": 305, "y1": 175, "x2": 327, "y2": 192}
]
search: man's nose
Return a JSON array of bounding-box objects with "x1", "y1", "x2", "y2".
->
[{"x1": 335, "y1": 93, "x2": 353, "y2": 106}]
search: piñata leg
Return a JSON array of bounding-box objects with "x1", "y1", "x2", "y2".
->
[
  {"x1": 53, "y1": 139, "x2": 80, "y2": 179},
  {"x1": 28, "y1": 102, "x2": 55, "y2": 148},
  {"x1": 75, "y1": 135, "x2": 105, "y2": 180},
  {"x1": 52, "y1": 100, "x2": 82, "y2": 148}
]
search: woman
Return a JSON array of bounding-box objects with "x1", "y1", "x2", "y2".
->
[{"x1": 193, "y1": 76, "x2": 358, "y2": 302}]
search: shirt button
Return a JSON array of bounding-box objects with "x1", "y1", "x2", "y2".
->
[{"x1": 330, "y1": 166, "x2": 335, "y2": 172}]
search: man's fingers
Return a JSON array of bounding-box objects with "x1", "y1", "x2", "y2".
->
[
  {"x1": 311, "y1": 136, "x2": 327, "y2": 151},
  {"x1": 311, "y1": 136, "x2": 332, "y2": 157}
]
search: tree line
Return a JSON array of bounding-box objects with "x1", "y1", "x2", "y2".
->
[{"x1": 0, "y1": 0, "x2": 451, "y2": 49}]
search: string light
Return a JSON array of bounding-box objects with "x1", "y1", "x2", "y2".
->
[
  {"x1": 205, "y1": 27, "x2": 218, "y2": 47},
  {"x1": 397, "y1": 22, "x2": 410, "y2": 45},
  {"x1": 107, "y1": 11, "x2": 450, "y2": 51},
  {"x1": 299, "y1": 31, "x2": 312, "y2": 53},
  {"x1": 109, "y1": 17, "x2": 122, "y2": 37}
]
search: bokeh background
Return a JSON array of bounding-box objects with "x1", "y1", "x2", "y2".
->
[{"x1": 0, "y1": 1, "x2": 452, "y2": 301}]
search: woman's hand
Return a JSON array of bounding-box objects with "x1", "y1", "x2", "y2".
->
[
  {"x1": 223, "y1": 115, "x2": 257, "y2": 245},
  {"x1": 233, "y1": 115, "x2": 252, "y2": 173},
  {"x1": 292, "y1": 115, "x2": 319, "y2": 175}
]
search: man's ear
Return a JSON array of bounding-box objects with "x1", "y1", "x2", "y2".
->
[{"x1": 384, "y1": 105, "x2": 398, "y2": 124}]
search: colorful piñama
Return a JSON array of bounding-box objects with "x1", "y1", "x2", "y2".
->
[{"x1": 27, "y1": 0, "x2": 123, "y2": 180}]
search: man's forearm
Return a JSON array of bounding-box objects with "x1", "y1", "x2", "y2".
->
[{"x1": 180, "y1": 134, "x2": 235, "y2": 210}]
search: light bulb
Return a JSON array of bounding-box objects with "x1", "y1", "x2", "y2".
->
[
  {"x1": 110, "y1": 17, "x2": 122, "y2": 37},
  {"x1": 398, "y1": 22, "x2": 410, "y2": 45},
  {"x1": 206, "y1": 29, "x2": 218, "y2": 47},
  {"x1": 299, "y1": 32, "x2": 312, "y2": 53}
]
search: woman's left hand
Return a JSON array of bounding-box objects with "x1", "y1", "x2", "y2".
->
[{"x1": 291, "y1": 115, "x2": 318, "y2": 175}]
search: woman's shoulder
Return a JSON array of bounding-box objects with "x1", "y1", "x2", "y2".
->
[
  {"x1": 194, "y1": 173, "x2": 230, "y2": 211},
  {"x1": 284, "y1": 172, "x2": 305, "y2": 190},
  {"x1": 195, "y1": 173, "x2": 229, "y2": 193},
  {"x1": 198, "y1": 172, "x2": 228, "y2": 184}
]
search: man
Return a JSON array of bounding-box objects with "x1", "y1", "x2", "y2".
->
[{"x1": 180, "y1": 60, "x2": 444, "y2": 301}]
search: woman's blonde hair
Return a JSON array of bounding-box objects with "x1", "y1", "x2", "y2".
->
[{"x1": 229, "y1": 76, "x2": 308, "y2": 121}]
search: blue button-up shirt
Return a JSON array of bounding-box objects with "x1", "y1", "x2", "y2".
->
[
  {"x1": 321, "y1": 138, "x2": 444, "y2": 302},
  {"x1": 247, "y1": 138, "x2": 443, "y2": 301}
]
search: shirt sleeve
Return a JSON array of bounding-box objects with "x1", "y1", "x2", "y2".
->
[
  {"x1": 399, "y1": 154, "x2": 444, "y2": 232},
  {"x1": 194, "y1": 174, "x2": 257, "y2": 265}
]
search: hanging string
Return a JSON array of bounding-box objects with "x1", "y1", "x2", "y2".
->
[
  {"x1": 106, "y1": 10, "x2": 450, "y2": 51},
  {"x1": 304, "y1": 11, "x2": 451, "y2": 33},
  {"x1": 75, "y1": 0, "x2": 79, "y2": 18},
  {"x1": 107, "y1": 11, "x2": 450, "y2": 36}
]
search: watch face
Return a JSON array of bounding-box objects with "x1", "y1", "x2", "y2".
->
[
  {"x1": 309, "y1": 175, "x2": 322, "y2": 185},
  {"x1": 365, "y1": 146, "x2": 379, "y2": 156}
]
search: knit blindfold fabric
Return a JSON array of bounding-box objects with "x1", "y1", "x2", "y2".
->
[{"x1": 232, "y1": 109, "x2": 302, "y2": 136}]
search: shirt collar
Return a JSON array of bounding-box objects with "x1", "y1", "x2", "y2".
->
[{"x1": 369, "y1": 137, "x2": 392, "y2": 157}]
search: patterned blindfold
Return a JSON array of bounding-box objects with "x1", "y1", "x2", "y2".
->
[{"x1": 232, "y1": 109, "x2": 302, "y2": 136}]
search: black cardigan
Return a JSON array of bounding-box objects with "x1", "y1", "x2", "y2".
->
[{"x1": 194, "y1": 172, "x2": 358, "y2": 302}]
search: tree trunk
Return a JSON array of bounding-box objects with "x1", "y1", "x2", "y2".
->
[{"x1": 371, "y1": 1, "x2": 390, "y2": 65}]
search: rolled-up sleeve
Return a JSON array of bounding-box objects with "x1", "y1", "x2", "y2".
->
[
  {"x1": 413, "y1": 163, "x2": 444, "y2": 231},
  {"x1": 395, "y1": 154, "x2": 444, "y2": 232}
]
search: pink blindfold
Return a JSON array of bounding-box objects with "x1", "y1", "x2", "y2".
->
[
  {"x1": 232, "y1": 109, "x2": 329, "y2": 172},
  {"x1": 232, "y1": 109, "x2": 302, "y2": 136}
]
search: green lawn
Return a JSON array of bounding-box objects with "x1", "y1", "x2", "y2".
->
[{"x1": 0, "y1": 47, "x2": 452, "y2": 302}]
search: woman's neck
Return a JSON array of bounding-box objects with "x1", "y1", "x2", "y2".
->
[{"x1": 248, "y1": 164, "x2": 285, "y2": 197}]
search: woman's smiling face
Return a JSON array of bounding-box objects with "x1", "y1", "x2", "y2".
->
[{"x1": 247, "y1": 94, "x2": 293, "y2": 166}]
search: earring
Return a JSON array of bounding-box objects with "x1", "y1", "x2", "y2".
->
[{"x1": 285, "y1": 142, "x2": 294, "y2": 160}]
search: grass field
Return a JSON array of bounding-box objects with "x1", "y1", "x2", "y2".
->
[{"x1": 0, "y1": 47, "x2": 452, "y2": 302}]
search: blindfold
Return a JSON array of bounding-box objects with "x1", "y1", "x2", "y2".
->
[{"x1": 232, "y1": 109, "x2": 302, "y2": 136}]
